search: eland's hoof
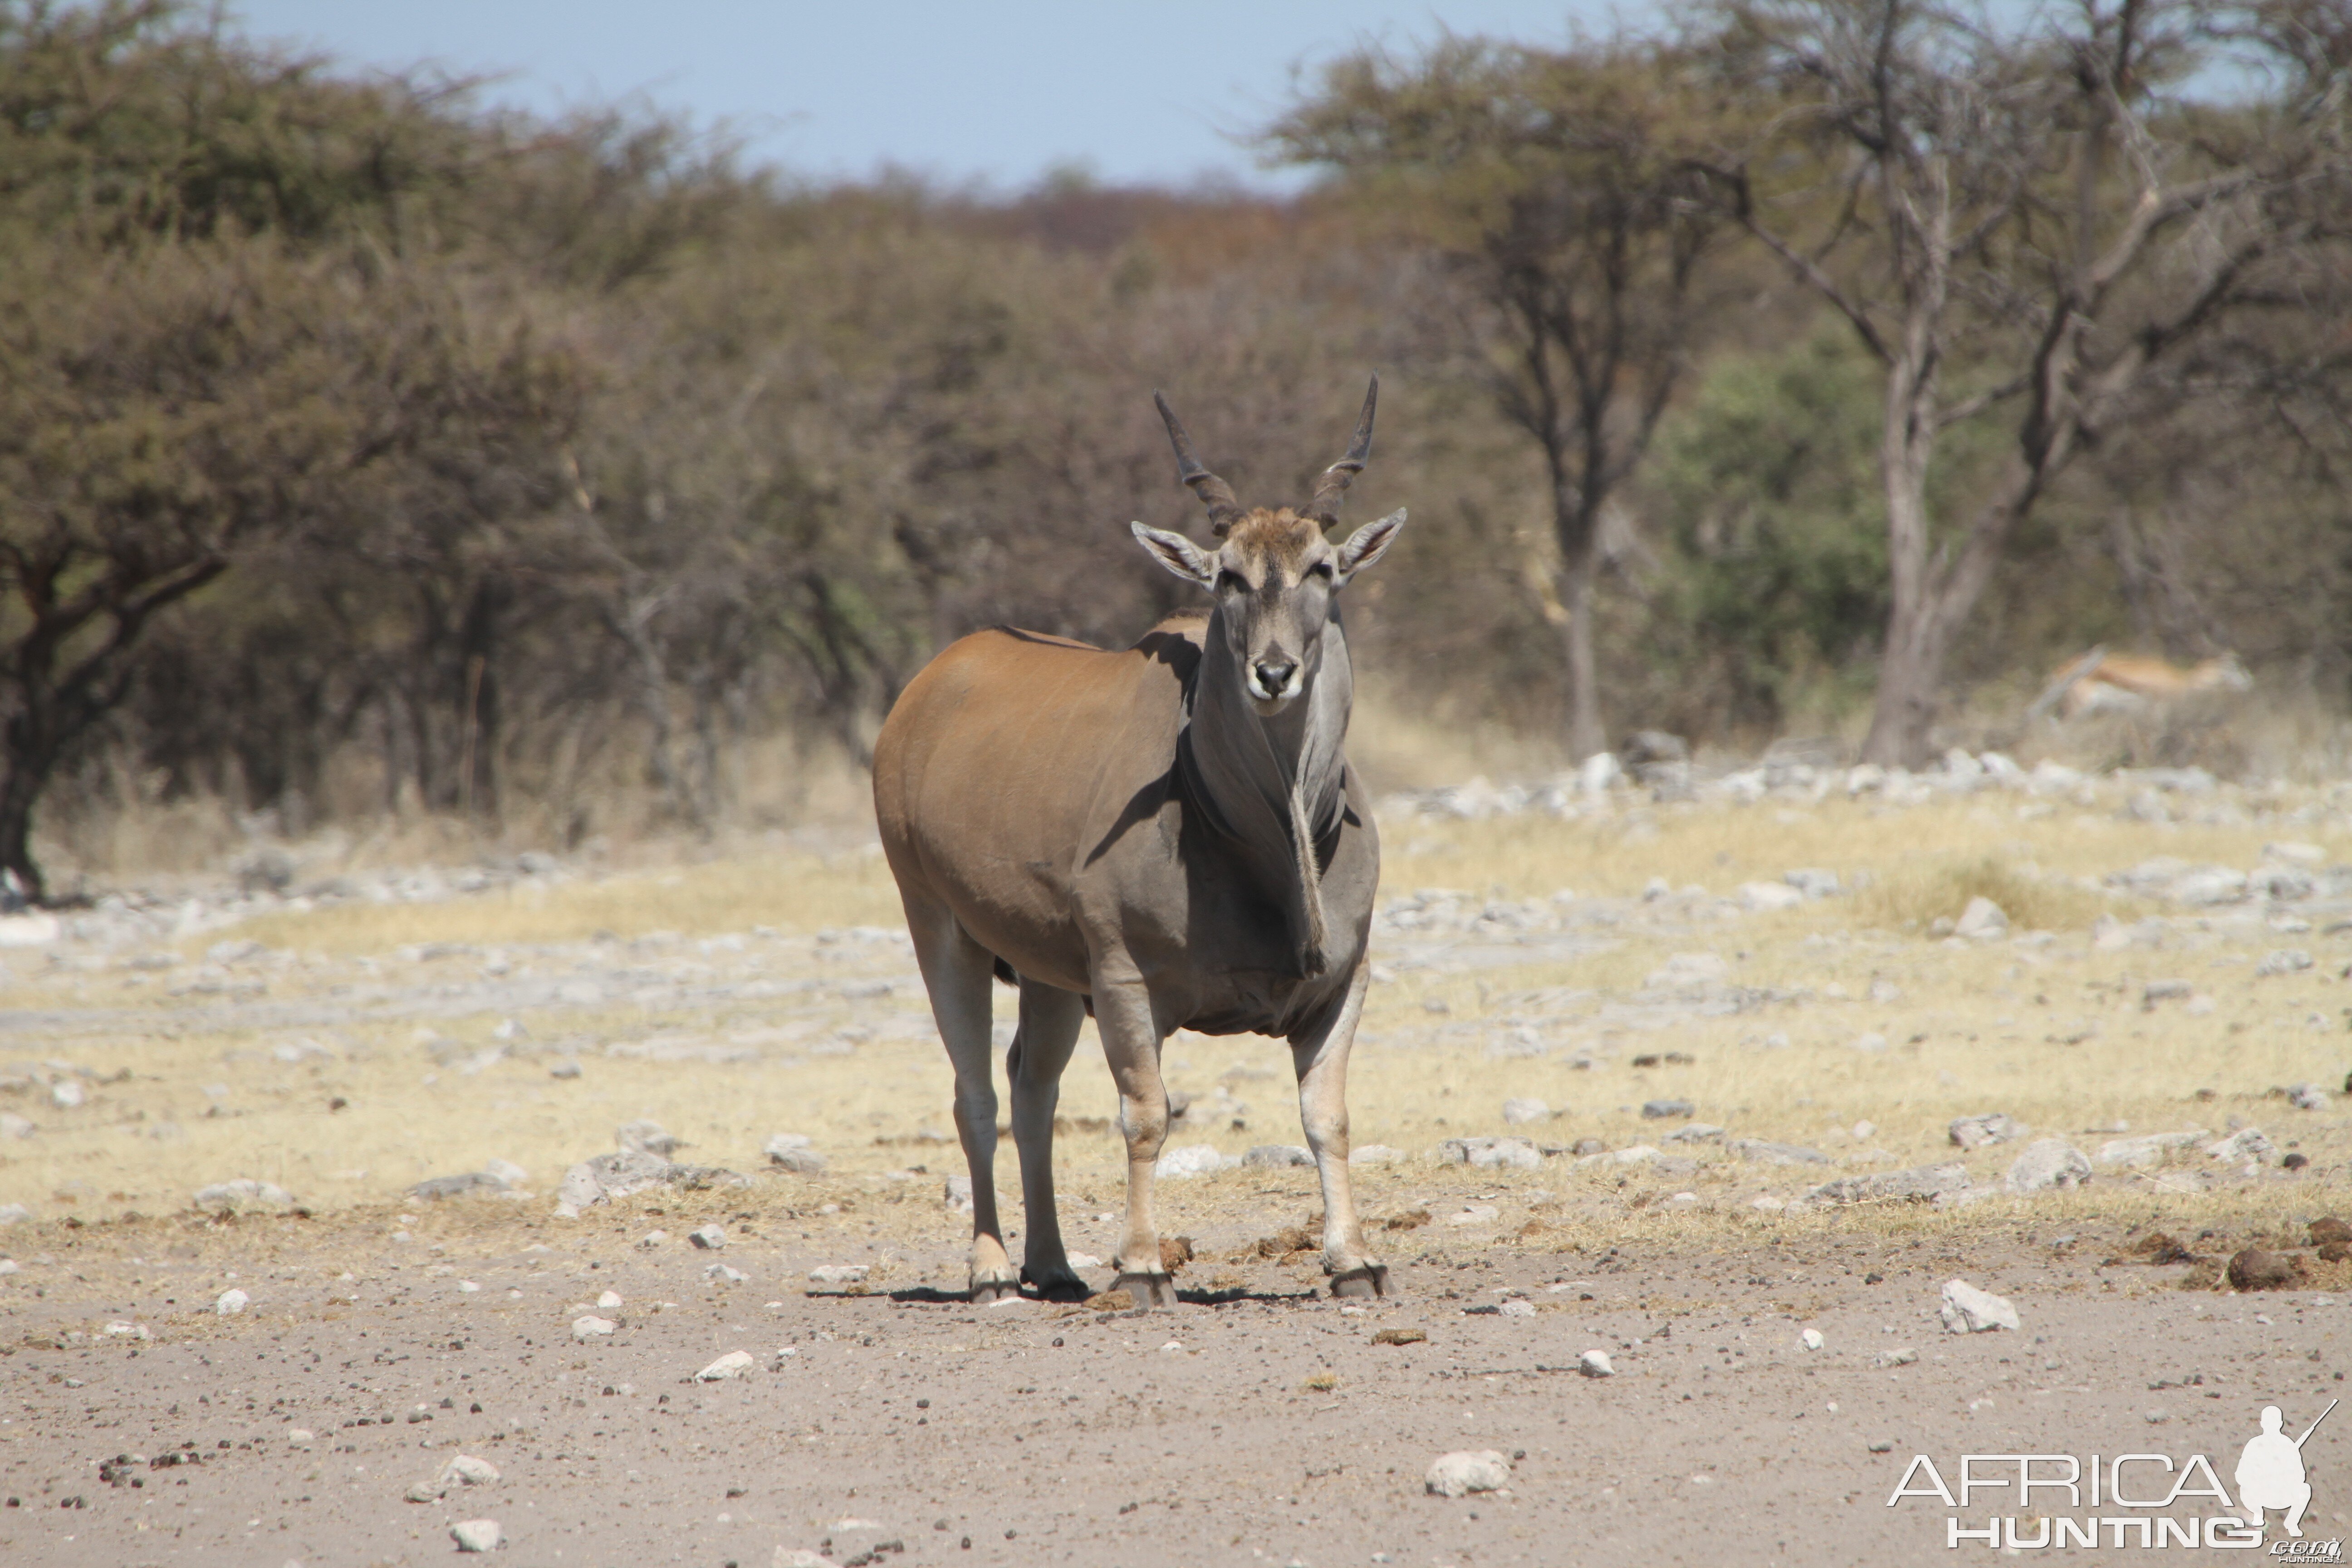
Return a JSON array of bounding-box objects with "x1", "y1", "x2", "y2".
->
[
  {"x1": 1021, "y1": 1268, "x2": 1093, "y2": 1303},
  {"x1": 1112, "y1": 1271, "x2": 1181, "y2": 1308},
  {"x1": 1328, "y1": 1264, "x2": 1391, "y2": 1299},
  {"x1": 970, "y1": 1279, "x2": 1022, "y2": 1304}
]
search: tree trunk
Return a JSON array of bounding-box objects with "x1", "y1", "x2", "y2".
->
[
  {"x1": 1860, "y1": 348, "x2": 1945, "y2": 767},
  {"x1": 1555, "y1": 544, "x2": 1606, "y2": 762},
  {"x1": 0, "y1": 756, "x2": 48, "y2": 906}
]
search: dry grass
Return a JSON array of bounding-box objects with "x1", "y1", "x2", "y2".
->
[{"x1": 3, "y1": 789, "x2": 2348, "y2": 1260}]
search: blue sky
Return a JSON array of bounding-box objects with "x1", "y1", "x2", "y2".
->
[{"x1": 226, "y1": 2, "x2": 1650, "y2": 191}]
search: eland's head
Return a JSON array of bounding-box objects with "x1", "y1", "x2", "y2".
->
[{"x1": 1131, "y1": 377, "x2": 1406, "y2": 716}]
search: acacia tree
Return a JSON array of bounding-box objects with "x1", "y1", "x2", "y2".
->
[
  {"x1": 1268, "y1": 36, "x2": 1729, "y2": 759},
  {"x1": 0, "y1": 240, "x2": 363, "y2": 901},
  {"x1": 1700, "y1": 0, "x2": 2352, "y2": 764}
]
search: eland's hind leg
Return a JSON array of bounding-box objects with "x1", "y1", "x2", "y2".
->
[
  {"x1": 1007, "y1": 978, "x2": 1089, "y2": 1300},
  {"x1": 1293, "y1": 961, "x2": 1387, "y2": 1298},
  {"x1": 902, "y1": 897, "x2": 1014, "y2": 1301}
]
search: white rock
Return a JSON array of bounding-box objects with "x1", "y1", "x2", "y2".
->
[
  {"x1": 287, "y1": 1429, "x2": 314, "y2": 1446},
  {"x1": 191, "y1": 1179, "x2": 296, "y2": 1214},
  {"x1": 105, "y1": 1320, "x2": 150, "y2": 1338},
  {"x1": 0, "y1": 1112, "x2": 30, "y2": 1139},
  {"x1": 1578, "y1": 752, "x2": 1622, "y2": 793},
  {"x1": 705, "y1": 1262, "x2": 748, "y2": 1283},
  {"x1": 571, "y1": 1316, "x2": 617, "y2": 1340},
  {"x1": 48, "y1": 1078, "x2": 84, "y2": 1110},
  {"x1": 1425, "y1": 1449, "x2": 1511, "y2": 1497},
  {"x1": 773, "y1": 1552, "x2": 840, "y2": 1568},
  {"x1": 444, "y1": 1454, "x2": 499, "y2": 1486},
  {"x1": 617, "y1": 1118, "x2": 681, "y2": 1156},
  {"x1": 451, "y1": 1519, "x2": 503, "y2": 1553},
  {"x1": 0, "y1": 911, "x2": 59, "y2": 946},
  {"x1": 2206, "y1": 1127, "x2": 2275, "y2": 1165},
  {"x1": 808, "y1": 1264, "x2": 869, "y2": 1285},
  {"x1": 1801, "y1": 1328, "x2": 1824, "y2": 1351},
  {"x1": 2004, "y1": 1138, "x2": 2092, "y2": 1194},
  {"x1": 1440, "y1": 1135, "x2": 1541, "y2": 1171},
  {"x1": 1155, "y1": 1144, "x2": 1233, "y2": 1179},
  {"x1": 696, "y1": 1350, "x2": 755, "y2": 1381},
  {"x1": 0, "y1": 1203, "x2": 27, "y2": 1226},
  {"x1": 637, "y1": 1229, "x2": 668, "y2": 1248},
  {"x1": 1242, "y1": 1143, "x2": 1314, "y2": 1169},
  {"x1": 1501, "y1": 1097, "x2": 1550, "y2": 1125},
  {"x1": 2257, "y1": 949, "x2": 2314, "y2": 977},
  {"x1": 1738, "y1": 881, "x2": 1805, "y2": 913},
  {"x1": 1784, "y1": 868, "x2": 1841, "y2": 899},
  {"x1": 1578, "y1": 1348, "x2": 1615, "y2": 1377},
  {"x1": 764, "y1": 1133, "x2": 827, "y2": 1175},
  {"x1": 1940, "y1": 1279, "x2": 2019, "y2": 1333},
  {"x1": 215, "y1": 1288, "x2": 250, "y2": 1316},
  {"x1": 1647, "y1": 951, "x2": 1729, "y2": 986},
  {"x1": 1954, "y1": 897, "x2": 2009, "y2": 940},
  {"x1": 688, "y1": 1225, "x2": 726, "y2": 1250},
  {"x1": 481, "y1": 1159, "x2": 527, "y2": 1187},
  {"x1": 2094, "y1": 1130, "x2": 2207, "y2": 1168},
  {"x1": 1348, "y1": 1144, "x2": 1403, "y2": 1166},
  {"x1": 1498, "y1": 1298, "x2": 1535, "y2": 1318},
  {"x1": 1446, "y1": 1205, "x2": 1501, "y2": 1227},
  {"x1": 596, "y1": 1289, "x2": 623, "y2": 1309},
  {"x1": 1948, "y1": 1112, "x2": 2027, "y2": 1149},
  {"x1": 943, "y1": 1174, "x2": 973, "y2": 1211}
]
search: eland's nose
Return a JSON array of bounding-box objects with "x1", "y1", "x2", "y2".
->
[{"x1": 1253, "y1": 658, "x2": 1298, "y2": 695}]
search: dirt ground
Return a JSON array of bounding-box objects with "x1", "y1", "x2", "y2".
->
[{"x1": 8, "y1": 767, "x2": 2352, "y2": 1564}]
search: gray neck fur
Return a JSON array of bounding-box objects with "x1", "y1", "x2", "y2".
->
[{"x1": 1187, "y1": 607, "x2": 1354, "y2": 976}]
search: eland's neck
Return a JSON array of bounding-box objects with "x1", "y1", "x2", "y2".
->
[{"x1": 1186, "y1": 609, "x2": 1353, "y2": 976}]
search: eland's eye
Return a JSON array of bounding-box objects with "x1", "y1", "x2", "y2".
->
[
  {"x1": 1308, "y1": 561, "x2": 1335, "y2": 580},
  {"x1": 1215, "y1": 570, "x2": 1249, "y2": 594}
]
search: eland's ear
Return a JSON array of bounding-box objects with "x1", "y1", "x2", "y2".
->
[
  {"x1": 1131, "y1": 522, "x2": 1217, "y2": 587},
  {"x1": 1333, "y1": 508, "x2": 1406, "y2": 583}
]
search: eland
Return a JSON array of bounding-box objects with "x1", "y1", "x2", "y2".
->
[{"x1": 872, "y1": 379, "x2": 1404, "y2": 1305}]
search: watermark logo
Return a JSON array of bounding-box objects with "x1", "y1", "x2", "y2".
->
[{"x1": 1885, "y1": 1398, "x2": 2341, "y2": 1551}]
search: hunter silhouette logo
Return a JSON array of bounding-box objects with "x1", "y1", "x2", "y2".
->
[
  {"x1": 1886, "y1": 1396, "x2": 2342, "y2": 1551},
  {"x1": 2239, "y1": 1399, "x2": 2334, "y2": 1539}
]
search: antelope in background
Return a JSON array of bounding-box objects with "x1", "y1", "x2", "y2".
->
[
  {"x1": 872, "y1": 380, "x2": 1404, "y2": 1306},
  {"x1": 2033, "y1": 646, "x2": 2253, "y2": 721}
]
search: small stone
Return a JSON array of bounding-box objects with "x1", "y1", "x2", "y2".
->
[
  {"x1": 410, "y1": 1171, "x2": 507, "y2": 1201},
  {"x1": 1424, "y1": 1449, "x2": 1511, "y2": 1497},
  {"x1": 1738, "y1": 882, "x2": 1805, "y2": 913},
  {"x1": 450, "y1": 1519, "x2": 503, "y2": 1553},
  {"x1": 571, "y1": 1316, "x2": 617, "y2": 1341},
  {"x1": 942, "y1": 1174, "x2": 973, "y2": 1211},
  {"x1": 637, "y1": 1229, "x2": 668, "y2": 1248},
  {"x1": 2309, "y1": 1217, "x2": 2352, "y2": 1247},
  {"x1": 1801, "y1": 1328, "x2": 1824, "y2": 1351},
  {"x1": 1438, "y1": 1135, "x2": 1541, "y2": 1171},
  {"x1": 2004, "y1": 1138, "x2": 2093, "y2": 1194},
  {"x1": 2288, "y1": 1083, "x2": 2331, "y2": 1112},
  {"x1": 1947, "y1": 1112, "x2": 2027, "y2": 1150},
  {"x1": 1640, "y1": 1099, "x2": 1694, "y2": 1120},
  {"x1": 773, "y1": 1552, "x2": 839, "y2": 1568},
  {"x1": 2257, "y1": 949, "x2": 2314, "y2": 977},
  {"x1": 2094, "y1": 1130, "x2": 2207, "y2": 1168},
  {"x1": 0, "y1": 1112, "x2": 32, "y2": 1139},
  {"x1": 1497, "y1": 1298, "x2": 1535, "y2": 1318},
  {"x1": 808, "y1": 1264, "x2": 869, "y2": 1285},
  {"x1": 1500, "y1": 1097, "x2": 1550, "y2": 1125},
  {"x1": 705, "y1": 1262, "x2": 748, "y2": 1283},
  {"x1": 1877, "y1": 1347, "x2": 1919, "y2": 1368},
  {"x1": 764, "y1": 1133, "x2": 827, "y2": 1175},
  {"x1": 1730, "y1": 1138, "x2": 1830, "y2": 1166},
  {"x1": 215, "y1": 1288, "x2": 249, "y2": 1316},
  {"x1": 696, "y1": 1350, "x2": 755, "y2": 1381},
  {"x1": 2205, "y1": 1128, "x2": 2275, "y2": 1165},
  {"x1": 1661, "y1": 1123, "x2": 1724, "y2": 1145},
  {"x1": 1784, "y1": 868, "x2": 1840, "y2": 899},
  {"x1": 617, "y1": 1118, "x2": 681, "y2": 1156},
  {"x1": 1578, "y1": 1349, "x2": 1615, "y2": 1377},
  {"x1": 1940, "y1": 1279, "x2": 2019, "y2": 1333},
  {"x1": 688, "y1": 1225, "x2": 726, "y2": 1250},
  {"x1": 443, "y1": 1455, "x2": 499, "y2": 1486},
  {"x1": 481, "y1": 1159, "x2": 527, "y2": 1186},
  {"x1": 0, "y1": 1202, "x2": 29, "y2": 1226},
  {"x1": 191, "y1": 1178, "x2": 296, "y2": 1215},
  {"x1": 287, "y1": 1429, "x2": 314, "y2": 1446},
  {"x1": 1804, "y1": 1164, "x2": 1970, "y2": 1205},
  {"x1": 596, "y1": 1289, "x2": 623, "y2": 1309},
  {"x1": 1155, "y1": 1144, "x2": 1232, "y2": 1179},
  {"x1": 49, "y1": 1078, "x2": 85, "y2": 1110},
  {"x1": 548, "y1": 1058, "x2": 582, "y2": 1079},
  {"x1": 1348, "y1": 1145, "x2": 1403, "y2": 1167},
  {"x1": 1243, "y1": 1144, "x2": 1313, "y2": 1169},
  {"x1": 1372, "y1": 1328, "x2": 1427, "y2": 1346},
  {"x1": 1954, "y1": 897, "x2": 2008, "y2": 940}
]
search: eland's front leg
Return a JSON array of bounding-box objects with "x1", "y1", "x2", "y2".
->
[
  {"x1": 1293, "y1": 962, "x2": 1387, "y2": 1297},
  {"x1": 1093, "y1": 979, "x2": 1179, "y2": 1308}
]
